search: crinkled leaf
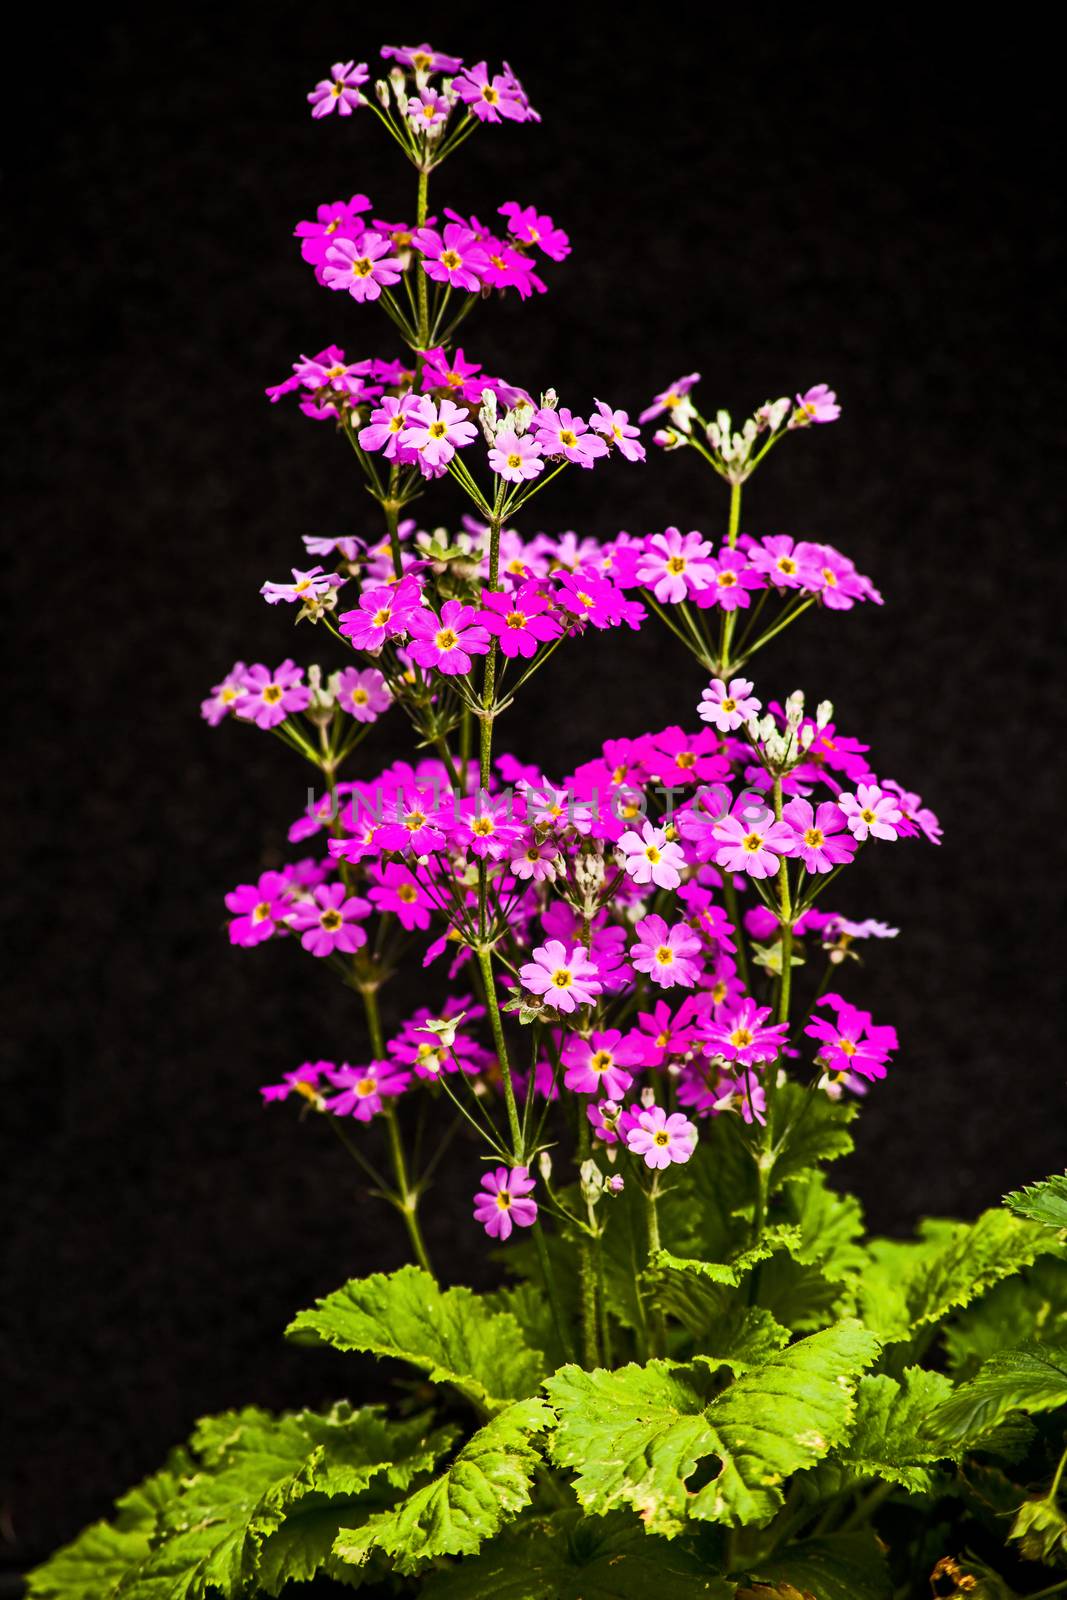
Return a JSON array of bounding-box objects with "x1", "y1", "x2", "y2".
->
[
  {"x1": 333, "y1": 1398, "x2": 553, "y2": 1576},
  {"x1": 926, "y1": 1343, "x2": 1067, "y2": 1446},
  {"x1": 767, "y1": 1082, "x2": 857, "y2": 1192},
  {"x1": 858, "y1": 1210, "x2": 1057, "y2": 1344},
  {"x1": 485, "y1": 1280, "x2": 569, "y2": 1372},
  {"x1": 744, "y1": 1531, "x2": 892, "y2": 1600},
  {"x1": 1010, "y1": 1495, "x2": 1067, "y2": 1566},
  {"x1": 647, "y1": 1230, "x2": 799, "y2": 1345},
  {"x1": 754, "y1": 1252, "x2": 856, "y2": 1334},
  {"x1": 780, "y1": 1171, "x2": 867, "y2": 1279},
  {"x1": 834, "y1": 1368, "x2": 957, "y2": 1491},
  {"x1": 28, "y1": 1524, "x2": 156, "y2": 1600},
  {"x1": 422, "y1": 1509, "x2": 732, "y2": 1599},
  {"x1": 944, "y1": 1257, "x2": 1067, "y2": 1378},
  {"x1": 546, "y1": 1323, "x2": 880, "y2": 1535},
  {"x1": 287, "y1": 1265, "x2": 546, "y2": 1411},
  {"x1": 116, "y1": 1404, "x2": 449, "y2": 1599},
  {"x1": 1004, "y1": 1171, "x2": 1067, "y2": 1230}
]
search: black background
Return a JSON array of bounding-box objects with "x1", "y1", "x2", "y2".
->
[{"x1": 4, "y1": 6, "x2": 1066, "y2": 1578}]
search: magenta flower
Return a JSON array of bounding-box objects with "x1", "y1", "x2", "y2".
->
[
  {"x1": 838, "y1": 783, "x2": 903, "y2": 842},
  {"x1": 698, "y1": 676, "x2": 762, "y2": 733},
  {"x1": 322, "y1": 233, "x2": 402, "y2": 302},
  {"x1": 450, "y1": 795, "x2": 524, "y2": 862},
  {"x1": 400, "y1": 397, "x2": 478, "y2": 474},
  {"x1": 712, "y1": 810, "x2": 795, "y2": 879},
  {"x1": 260, "y1": 566, "x2": 341, "y2": 606},
  {"x1": 619, "y1": 820, "x2": 687, "y2": 890},
  {"x1": 421, "y1": 346, "x2": 486, "y2": 400},
  {"x1": 746, "y1": 534, "x2": 822, "y2": 591},
  {"x1": 338, "y1": 575, "x2": 424, "y2": 652},
  {"x1": 202, "y1": 661, "x2": 247, "y2": 726},
  {"x1": 381, "y1": 43, "x2": 464, "y2": 73},
  {"x1": 358, "y1": 393, "x2": 423, "y2": 461},
  {"x1": 639, "y1": 373, "x2": 701, "y2": 424},
  {"x1": 453, "y1": 62, "x2": 531, "y2": 124},
  {"x1": 631, "y1": 915, "x2": 703, "y2": 989},
  {"x1": 705, "y1": 997, "x2": 789, "y2": 1067},
  {"x1": 497, "y1": 202, "x2": 571, "y2": 260},
  {"x1": 412, "y1": 224, "x2": 489, "y2": 291},
  {"x1": 590, "y1": 400, "x2": 645, "y2": 462},
  {"x1": 407, "y1": 599, "x2": 490, "y2": 675},
  {"x1": 694, "y1": 548, "x2": 765, "y2": 611},
  {"x1": 236, "y1": 661, "x2": 310, "y2": 729},
  {"x1": 790, "y1": 384, "x2": 841, "y2": 426},
  {"x1": 510, "y1": 838, "x2": 560, "y2": 883},
  {"x1": 478, "y1": 584, "x2": 561, "y2": 659},
  {"x1": 793, "y1": 541, "x2": 877, "y2": 609},
  {"x1": 637, "y1": 527, "x2": 715, "y2": 603},
  {"x1": 626, "y1": 1105, "x2": 698, "y2": 1170},
  {"x1": 562, "y1": 1029, "x2": 640, "y2": 1098},
  {"x1": 326, "y1": 1060, "x2": 409, "y2": 1120},
  {"x1": 367, "y1": 864, "x2": 432, "y2": 932},
  {"x1": 488, "y1": 428, "x2": 544, "y2": 484},
  {"x1": 781, "y1": 797, "x2": 857, "y2": 873},
  {"x1": 806, "y1": 993, "x2": 897, "y2": 1082},
  {"x1": 532, "y1": 406, "x2": 608, "y2": 469},
  {"x1": 261, "y1": 1061, "x2": 331, "y2": 1107},
  {"x1": 519, "y1": 940, "x2": 602, "y2": 1014},
  {"x1": 293, "y1": 198, "x2": 372, "y2": 267},
  {"x1": 479, "y1": 241, "x2": 546, "y2": 299},
  {"x1": 335, "y1": 667, "x2": 391, "y2": 723},
  {"x1": 307, "y1": 60, "x2": 369, "y2": 118},
  {"x1": 225, "y1": 871, "x2": 292, "y2": 947},
  {"x1": 290, "y1": 884, "x2": 371, "y2": 957},
  {"x1": 473, "y1": 1166, "x2": 538, "y2": 1241},
  {"x1": 406, "y1": 88, "x2": 452, "y2": 130}
]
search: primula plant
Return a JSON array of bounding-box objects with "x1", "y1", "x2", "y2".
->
[{"x1": 33, "y1": 41, "x2": 1067, "y2": 1600}]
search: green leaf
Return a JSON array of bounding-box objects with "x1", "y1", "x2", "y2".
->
[
  {"x1": 944, "y1": 1257, "x2": 1067, "y2": 1377},
  {"x1": 1004, "y1": 1171, "x2": 1067, "y2": 1230},
  {"x1": 117, "y1": 1403, "x2": 450, "y2": 1599},
  {"x1": 779, "y1": 1171, "x2": 867, "y2": 1280},
  {"x1": 834, "y1": 1368, "x2": 957, "y2": 1491},
  {"x1": 926, "y1": 1343, "x2": 1067, "y2": 1446},
  {"x1": 1010, "y1": 1494, "x2": 1067, "y2": 1566},
  {"x1": 27, "y1": 1524, "x2": 156, "y2": 1600},
  {"x1": 858, "y1": 1210, "x2": 1058, "y2": 1344},
  {"x1": 287, "y1": 1265, "x2": 546, "y2": 1411},
  {"x1": 743, "y1": 1531, "x2": 892, "y2": 1600},
  {"x1": 545, "y1": 1323, "x2": 880, "y2": 1535},
  {"x1": 766, "y1": 1082, "x2": 857, "y2": 1192},
  {"x1": 333, "y1": 1398, "x2": 553, "y2": 1576},
  {"x1": 422, "y1": 1510, "x2": 734, "y2": 1599}
]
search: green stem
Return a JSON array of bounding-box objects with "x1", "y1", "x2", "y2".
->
[
  {"x1": 476, "y1": 947, "x2": 522, "y2": 1155},
  {"x1": 720, "y1": 481, "x2": 743, "y2": 670},
  {"x1": 719, "y1": 869, "x2": 750, "y2": 992},
  {"x1": 645, "y1": 1176, "x2": 668, "y2": 1357},
  {"x1": 415, "y1": 165, "x2": 430, "y2": 361},
  {"x1": 532, "y1": 1219, "x2": 576, "y2": 1363},
  {"x1": 360, "y1": 985, "x2": 435, "y2": 1277},
  {"x1": 837, "y1": 1478, "x2": 893, "y2": 1533}
]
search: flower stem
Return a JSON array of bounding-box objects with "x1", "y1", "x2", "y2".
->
[{"x1": 359, "y1": 983, "x2": 435, "y2": 1277}]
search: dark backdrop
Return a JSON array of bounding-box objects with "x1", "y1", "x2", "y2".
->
[{"x1": 4, "y1": 7, "x2": 1065, "y2": 1578}]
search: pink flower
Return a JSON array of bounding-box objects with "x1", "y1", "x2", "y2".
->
[
  {"x1": 335, "y1": 667, "x2": 391, "y2": 723},
  {"x1": 326, "y1": 1061, "x2": 409, "y2": 1120},
  {"x1": 307, "y1": 61, "x2": 369, "y2": 118},
  {"x1": 261, "y1": 1061, "x2": 331, "y2": 1106},
  {"x1": 510, "y1": 837, "x2": 560, "y2": 882},
  {"x1": 618, "y1": 820, "x2": 686, "y2": 889},
  {"x1": 532, "y1": 406, "x2": 608, "y2": 469},
  {"x1": 497, "y1": 202, "x2": 570, "y2": 260},
  {"x1": 202, "y1": 661, "x2": 247, "y2": 726},
  {"x1": 625, "y1": 1105, "x2": 698, "y2": 1169},
  {"x1": 519, "y1": 940, "x2": 603, "y2": 1014},
  {"x1": 412, "y1": 223, "x2": 489, "y2": 291},
  {"x1": 236, "y1": 661, "x2": 310, "y2": 729},
  {"x1": 294, "y1": 198, "x2": 372, "y2": 266},
  {"x1": 746, "y1": 534, "x2": 822, "y2": 591},
  {"x1": 479, "y1": 241, "x2": 546, "y2": 299},
  {"x1": 450, "y1": 795, "x2": 523, "y2": 862},
  {"x1": 637, "y1": 527, "x2": 715, "y2": 603},
  {"x1": 694, "y1": 548, "x2": 765, "y2": 611},
  {"x1": 453, "y1": 62, "x2": 531, "y2": 123},
  {"x1": 400, "y1": 397, "x2": 478, "y2": 474},
  {"x1": 420, "y1": 346, "x2": 486, "y2": 401},
  {"x1": 698, "y1": 677, "x2": 762, "y2": 733},
  {"x1": 789, "y1": 384, "x2": 841, "y2": 426},
  {"x1": 882, "y1": 780, "x2": 943, "y2": 845},
  {"x1": 406, "y1": 598, "x2": 490, "y2": 675},
  {"x1": 712, "y1": 810, "x2": 795, "y2": 879},
  {"x1": 225, "y1": 872, "x2": 292, "y2": 947},
  {"x1": 472, "y1": 1166, "x2": 538, "y2": 1241},
  {"x1": 838, "y1": 783, "x2": 902, "y2": 842},
  {"x1": 705, "y1": 998, "x2": 789, "y2": 1067},
  {"x1": 781, "y1": 797, "x2": 857, "y2": 873},
  {"x1": 358, "y1": 393, "x2": 424, "y2": 461},
  {"x1": 793, "y1": 541, "x2": 877, "y2": 610},
  {"x1": 338, "y1": 575, "x2": 424, "y2": 652},
  {"x1": 290, "y1": 884, "x2": 371, "y2": 957},
  {"x1": 478, "y1": 583, "x2": 561, "y2": 658},
  {"x1": 380, "y1": 43, "x2": 464, "y2": 73},
  {"x1": 589, "y1": 400, "x2": 645, "y2": 462},
  {"x1": 488, "y1": 428, "x2": 544, "y2": 484},
  {"x1": 639, "y1": 373, "x2": 700, "y2": 424},
  {"x1": 631, "y1": 915, "x2": 703, "y2": 989},
  {"x1": 806, "y1": 993, "x2": 897, "y2": 1082},
  {"x1": 322, "y1": 233, "x2": 402, "y2": 301},
  {"x1": 406, "y1": 88, "x2": 452, "y2": 129},
  {"x1": 260, "y1": 566, "x2": 340, "y2": 606},
  {"x1": 562, "y1": 1029, "x2": 641, "y2": 1097},
  {"x1": 367, "y1": 864, "x2": 432, "y2": 931}
]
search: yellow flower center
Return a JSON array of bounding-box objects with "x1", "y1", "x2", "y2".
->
[
  {"x1": 730, "y1": 1027, "x2": 754, "y2": 1048},
  {"x1": 252, "y1": 902, "x2": 272, "y2": 923},
  {"x1": 440, "y1": 249, "x2": 462, "y2": 270},
  {"x1": 860, "y1": 808, "x2": 877, "y2": 824},
  {"x1": 559, "y1": 429, "x2": 577, "y2": 447},
  {"x1": 720, "y1": 697, "x2": 736, "y2": 713},
  {"x1": 653, "y1": 1130, "x2": 671, "y2": 1146},
  {"x1": 506, "y1": 611, "x2": 527, "y2": 628},
  {"x1": 743, "y1": 832, "x2": 763, "y2": 852},
  {"x1": 838, "y1": 1039, "x2": 857, "y2": 1056},
  {"x1": 472, "y1": 817, "x2": 495, "y2": 835},
  {"x1": 496, "y1": 1189, "x2": 512, "y2": 1208},
  {"x1": 262, "y1": 683, "x2": 283, "y2": 703},
  {"x1": 645, "y1": 845, "x2": 661, "y2": 864},
  {"x1": 435, "y1": 628, "x2": 459, "y2": 650},
  {"x1": 373, "y1": 608, "x2": 392, "y2": 625},
  {"x1": 666, "y1": 555, "x2": 687, "y2": 574},
  {"x1": 351, "y1": 689, "x2": 369, "y2": 705},
  {"x1": 778, "y1": 556, "x2": 797, "y2": 574},
  {"x1": 355, "y1": 1076, "x2": 377, "y2": 1096},
  {"x1": 351, "y1": 257, "x2": 373, "y2": 277},
  {"x1": 507, "y1": 452, "x2": 523, "y2": 469},
  {"x1": 655, "y1": 946, "x2": 674, "y2": 964},
  {"x1": 551, "y1": 968, "x2": 573, "y2": 989},
  {"x1": 591, "y1": 1051, "x2": 614, "y2": 1072},
  {"x1": 804, "y1": 827, "x2": 824, "y2": 847},
  {"x1": 320, "y1": 908, "x2": 343, "y2": 931},
  {"x1": 822, "y1": 567, "x2": 838, "y2": 585},
  {"x1": 397, "y1": 883, "x2": 418, "y2": 903},
  {"x1": 429, "y1": 420, "x2": 448, "y2": 439},
  {"x1": 718, "y1": 570, "x2": 738, "y2": 587},
  {"x1": 676, "y1": 751, "x2": 696, "y2": 769}
]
